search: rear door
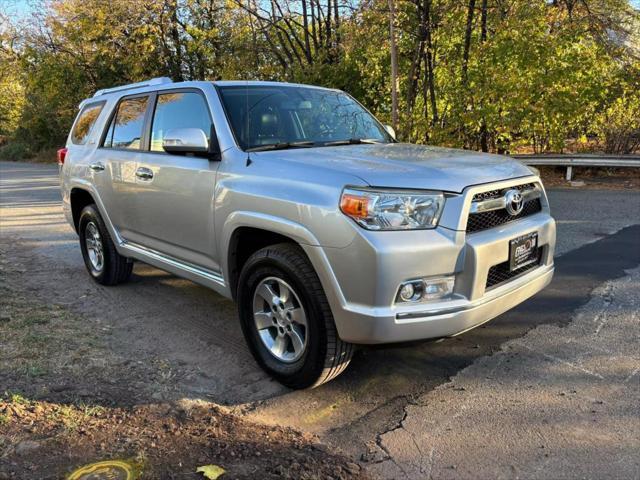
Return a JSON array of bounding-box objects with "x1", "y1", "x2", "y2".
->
[
  {"x1": 93, "y1": 94, "x2": 152, "y2": 240},
  {"x1": 131, "y1": 88, "x2": 221, "y2": 271}
]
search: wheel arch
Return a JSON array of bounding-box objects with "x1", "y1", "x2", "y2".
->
[
  {"x1": 222, "y1": 212, "x2": 322, "y2": 301},
  {"x1": 68, "y1": 182, "x2": 123, "y2": 250},
  {"x1": 70, "y1": 187, "x2": 97, "y2": 233}
]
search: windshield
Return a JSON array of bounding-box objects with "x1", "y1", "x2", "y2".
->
[{"x1": 217, "y1": 84, "x2": 392, "y2": 151}]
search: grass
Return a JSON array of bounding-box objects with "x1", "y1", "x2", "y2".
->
[
  {"x1": 24, "y1": 363, "x2": 48, "y2": 377},
  {"x1": 24, "y1": 331, "x2": 49, "y2": 346},
  {"x1": 21, "y1": 312, "x2": 51, "y2": 327},
  {"x1": 6, "y1": 392, "x2": 30, "y2": 405}
]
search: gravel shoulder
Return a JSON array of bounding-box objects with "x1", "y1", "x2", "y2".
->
[{"x1": 0, "y1": 236, "x2": 368, "y2": 480}]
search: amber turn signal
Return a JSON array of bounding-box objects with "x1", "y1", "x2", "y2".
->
[{"x1": 340, "y1": 193, "x2": 369, "y2": 218}]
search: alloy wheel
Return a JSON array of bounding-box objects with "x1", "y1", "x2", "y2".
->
[
  {"x1": 252, "y1": 276, "x2": 308, "y2": 363},
  {"x1": 84, "y1": 221, "x2": 104, "y2": 272}
]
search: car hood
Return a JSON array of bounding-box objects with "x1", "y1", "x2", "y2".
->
[{"x1": 258, "y1": 143, "x2": 533, "y2": 192}]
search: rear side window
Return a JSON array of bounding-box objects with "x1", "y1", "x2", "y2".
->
[
  {"x1": 103, "y1": 96, "x2": 149, "y2": 150},
  {"x1": 150, "y1": 92, "x2": 211, "y2": 152},
  {"x1": 71, "y1": 102, "x2": 105, "y2": 145}
]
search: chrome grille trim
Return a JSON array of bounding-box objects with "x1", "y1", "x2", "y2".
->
[
  {"x1": 470, "y1": 183, "x2": 541, "y2": 214},
  {"x1": 466, "y1": 182, "x2": 543, "y2": 233}
]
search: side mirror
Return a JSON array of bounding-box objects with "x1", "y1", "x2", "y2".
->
[
  {"x1": 163, "y1": 128, "x2": 209, "y2": 155},
  {"x1": 384, "y1": 124, "x2": 397, "y2": 140}
]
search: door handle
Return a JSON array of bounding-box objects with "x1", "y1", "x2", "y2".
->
[
  {"x1": 136, "y1": 167, "x2": 154, "y2": 180},
  {"x1": 89, "y1": 162, "x2": 105, "y2": 172}
]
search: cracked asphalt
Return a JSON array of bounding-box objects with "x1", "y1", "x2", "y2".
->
[
  {"x1": 371, "y1": 267, "x2": 640, "y2": 479},
  {"x1": 1, "y1": 161, "x2": 639, "y2": 479}
]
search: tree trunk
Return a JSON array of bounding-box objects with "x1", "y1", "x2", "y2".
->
[
  {"x1": 316, "y1": 0, "x2": 324, "y2": 48},
  {"x1": 168, "y1": 0, "x2": 184, "y2": 80},
  {"x1": 479, "y1": 0, "x2": 488, "y2": 151},
  {"x1": 480, "y1": 0, "x2": 487, "y2": 42},
  {"x1": 301, "y1": 0, "x2": 313, "y2": 63},
  {"x1": 326, "y1": 0, "x2": 332, "y2": 49},
  {"x1": 388, "y1": 0, "x2": 399, "y2": 131},
  {"x1": 424, "y1": 0, "x2": 437, "y2": 127},
  {"x1": 461, "y1": 0, "x2": 476, "y2": 84},
  {"x1": 406, "y1": 0, "x2": 427, "y2": 127},
  {"x1": 334, "y1": 0, "x2": 340, "y2": 46},
  {"x1": 310, "y1": 0, "x2": 318, "y2": 52}
]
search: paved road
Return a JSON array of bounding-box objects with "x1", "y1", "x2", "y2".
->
[{"x1": 1, "y1": 161, "x2": 639, "y2": 478}]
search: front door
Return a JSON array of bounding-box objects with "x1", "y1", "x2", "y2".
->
[{"x1": 131, "y1": 89, "x2": 221, "y2": 272}]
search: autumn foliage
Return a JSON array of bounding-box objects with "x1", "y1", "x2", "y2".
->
[{"x1": 0, "y1": 0, "x2": 638, "y2": 158}]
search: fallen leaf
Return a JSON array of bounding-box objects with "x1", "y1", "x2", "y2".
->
[{"x1": 196, "y1": 464, "x2": 226, "y2": 479}]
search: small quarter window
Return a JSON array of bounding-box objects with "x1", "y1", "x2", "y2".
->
[
  {"x1": 150, "y1": 92, "x2": 211, "y2": 152},
  {"x1": 103, "y1": 96, "x2": 149, "y2": 150},
  {"x1": 71, "y1": 102, "x2": 104, "y2": 145}
]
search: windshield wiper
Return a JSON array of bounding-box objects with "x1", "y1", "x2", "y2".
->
[
  {"x1": 246, "y1": 141, "x2": 316, "y2": 152},
  {"x1": 322, "y1": 138, "x2": 383, "y2": 146}
]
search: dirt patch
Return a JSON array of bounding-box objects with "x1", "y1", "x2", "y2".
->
[
  {"x1": 538, "y1": 166, "x2": 640, "y2": 189},
  {"x1": 0, "y1": 241, "x2": 187, "y2": 408},
  {"x1": 0, "y1": 395, "x2": 366, "y2": 479},
  {"x1": 0, "y1": 243, "x2": 368, "y2": 480}
]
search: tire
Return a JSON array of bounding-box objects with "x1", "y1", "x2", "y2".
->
[
  {"x1": 78, "y1": 204, "x2": 133, "y2": 286},
  {"x1": 237, "y1": 243, "x2": 354, "y2": 389}
]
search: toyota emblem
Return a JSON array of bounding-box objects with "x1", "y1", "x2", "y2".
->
[{"x1": 504, "y1": 189, "x2": 524, "y2": 216}]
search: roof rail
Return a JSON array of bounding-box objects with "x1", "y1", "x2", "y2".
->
[{"x1": 93, "y1": 77, "x2": 173, "y2": 97}]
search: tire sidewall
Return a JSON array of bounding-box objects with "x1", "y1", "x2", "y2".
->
[
  {"x1": 78, "y1": 205, "x2": 110, "y2": 282},
  {"x1": 238, "y1": 250, "x2": 328, "y2": 384}
]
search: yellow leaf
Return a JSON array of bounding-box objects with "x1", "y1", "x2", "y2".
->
[{"x1": 196, "y1": 465, "x2": 226, "y2": 479}]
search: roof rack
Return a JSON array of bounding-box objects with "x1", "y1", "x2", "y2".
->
[{"x1": 93, "y1": 77, "x2": 173, "y2": 97}]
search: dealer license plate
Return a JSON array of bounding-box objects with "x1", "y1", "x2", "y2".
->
[{"x1": 509, "y1": 232, "x2": 538, "y2": 271}]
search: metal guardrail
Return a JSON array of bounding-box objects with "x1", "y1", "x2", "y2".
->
[{"x1": 512, "y1": 154, "x2": 640, "y2": 180}]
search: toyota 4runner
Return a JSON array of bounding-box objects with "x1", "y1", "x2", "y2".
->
[{"x1": 59, "y1": 78, "x2": 556, "y2": 388}]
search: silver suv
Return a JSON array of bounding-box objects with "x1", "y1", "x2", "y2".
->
[{"x1": 59, "y1": 78, "x2": 556, "y2": 388}]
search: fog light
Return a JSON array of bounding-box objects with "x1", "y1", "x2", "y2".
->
[
  {"x1": 399, "y1": 283, "x2": 415, "y2": 301},
  {"x1": 396, "y1": 276, "x2": 455, "y2": 303}
]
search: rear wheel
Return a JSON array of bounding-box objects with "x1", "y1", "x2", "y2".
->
[
  {"x1": 237, "y1": 243, "x2": 354, "y2": 389},
  {"x1": 78, "y1": 204, "x2": 133, "y2": 286}
]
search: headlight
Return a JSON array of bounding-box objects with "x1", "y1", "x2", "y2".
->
[{"x1": 340, "y1": 187, "x2": 445, "y2": 230}]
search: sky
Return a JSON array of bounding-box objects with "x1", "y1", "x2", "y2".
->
[{"x1": 2, "y1": 0, "x2": 640, "y2": 20}]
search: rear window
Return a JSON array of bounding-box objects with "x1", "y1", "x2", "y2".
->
[
  {"x1": 103, "y1": 96, "x2": 149, "y2": 150},
  {"x1": 71, "y1": 102, "x2": 105, "y2": 145}
]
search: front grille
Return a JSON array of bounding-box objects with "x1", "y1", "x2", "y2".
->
[
  {"x1": 471, "y1": 182, "x2": 536, "y2": 202},
  {"x1": 485, "y1": 247, "x2": 543, "y2": 290},
  {"x1": 467, "y1": 198, "x2": 542, "y2": 233}
]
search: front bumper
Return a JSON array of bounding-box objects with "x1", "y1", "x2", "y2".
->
[
  {"x1": 302, "y1": 177, "x2": 556, "y2": 344},
  {"x1": 329, "y1": 262, "x2": 553, "y2": 344}
]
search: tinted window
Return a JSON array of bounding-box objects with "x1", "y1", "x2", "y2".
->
[
  {"x1": 150, "y1": 92, "x2": 211, "y2": 152},
  {"x1": 103, "y1": 96, "x2": 149, "y2": 149},
  {"x1": 71, "y1": 102, "x2": 104, "y2": 145},
  {"x1": 218, "y1": 85, "x2": 391, "y2": 150}
]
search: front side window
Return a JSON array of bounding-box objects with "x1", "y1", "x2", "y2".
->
[
  {"x1": 150, "y1": 92, "x2": 211, "y2": 152},
  {"x1": 71, "y1": 102, "x2": 104, "y2": 145},
  {"x1": 218, "y1": 85, "x2": 391, "y2": 150},
  {"x1": 103, "y1": 96, "x2": 149, "y2": 149}
]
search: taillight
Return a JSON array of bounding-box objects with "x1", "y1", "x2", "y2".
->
[{"x1": 57, "y1": 147, "x2": 68, "y2": 165}]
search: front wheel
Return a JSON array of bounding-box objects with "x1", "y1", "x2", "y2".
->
[{"x1": 237, "y1": 243, "x2": 354, "y2": 389}]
